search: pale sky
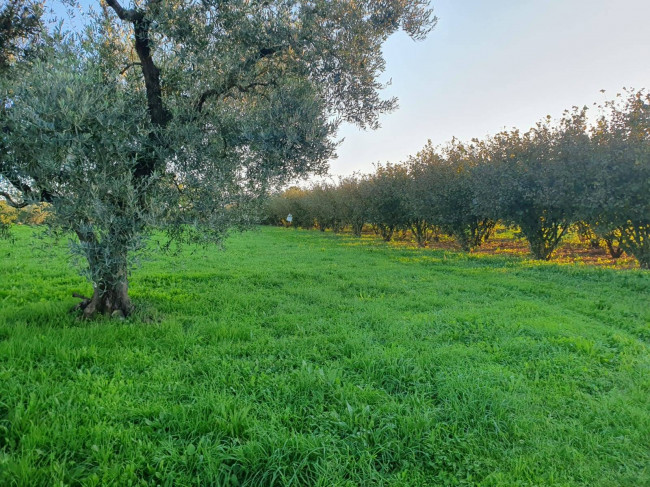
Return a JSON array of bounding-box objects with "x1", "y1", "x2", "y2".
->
[{"x1": 330, "y1": 0, "x2": 650, "y2": 177}]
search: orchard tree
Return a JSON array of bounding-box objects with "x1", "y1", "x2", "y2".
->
[
  {"x1": 335, "y1": 175, "x2": 370, "y2": 237},
  {"x1": 1, "y1": 0, "x2": 437, "y2": 317},
  {"x1": 443, "y1": 142, "x2": 496, "y2": 252},
  {"x1": 403, "y1": 159, "x2": 435, "y2": 247},
  {"x1": 262, "y1": 193, "x2": 288, "y2": 226},
  {"x1": 365, "y1": 163, "x2": 410, "y2": 242},
  {"x1": 265, "y1": 186, "x2": 313, "y2": 228},
  {"x1": 410, "y1": 140, "x2": 494, "y2": 251},
  {"x1": 264, "y1": 186, "x2": 311, "y2": 227},
  {"x1": 474, "y1": 111, "x2": 587, "y2": 260},
  {"x1": 586, "y1": 90, "x2": 650, "y2": 268},
  {"x1": 304, "y1": 182, "x2": 343, "y2": 232}
]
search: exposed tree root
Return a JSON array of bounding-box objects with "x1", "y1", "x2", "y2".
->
[{"x1": 72, "y1": 286, "x2": 131, "y2": 319}]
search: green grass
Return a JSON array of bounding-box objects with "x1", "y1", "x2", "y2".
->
[{"x1": 0, "y1": 226, "x2": 649, "y2": 486}]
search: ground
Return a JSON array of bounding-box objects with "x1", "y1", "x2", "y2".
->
[
  {"x1": 0, "y1": 226, "x2": 648, "y2": 486},
  {"x1": 381, "y1": 226, "x2": 639, "y2": 269}
]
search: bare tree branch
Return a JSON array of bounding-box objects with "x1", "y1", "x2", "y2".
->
[{"x1": 103, "y1": 0, "x2": 142, "y2": 22}]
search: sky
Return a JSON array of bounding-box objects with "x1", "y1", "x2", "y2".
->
[{"x1": 329, "y1": 0, "x2": 650, "y2": 178}]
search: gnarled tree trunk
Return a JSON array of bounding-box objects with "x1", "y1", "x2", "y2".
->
[
  {"x1": 80, "y1": 279, "x2": 132, "y2": 319},
  {"x1": 75, "y1": 228, "x2": 133, "y2": 318}
]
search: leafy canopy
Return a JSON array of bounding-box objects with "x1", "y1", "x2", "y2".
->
[{"x1": 0, "y1": 0, "x2": 436, "y2": 315}]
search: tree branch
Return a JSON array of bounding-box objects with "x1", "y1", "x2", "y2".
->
[
  {"x1": 1, "y1": 171, "x2": 31, "y2": 195},
  {"x1": 102, "y1": 0, "x2": 166, "y2": 123},
  {"x1": 104, "y1": 0, "x2": 142, "y2": 22},
  {"x1": 1, "y1": 169, "x2": 55, "y2": 203},
  {"x1": 196, "y1": 81, "x2": 273, "y2": 112},
  {"x1": 194, "y1": 46, "x2": 281, "y2": 113},
  {"x1": 0, "y1": 191, "x2": 28, "y2": 208},
  {"x1": 120, "y1": 62, "x2": 142, "y2": 75}
]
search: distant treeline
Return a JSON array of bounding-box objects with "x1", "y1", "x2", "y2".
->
[{"x1": 264, "y1": 90, "x2": 649, "y2": 268}]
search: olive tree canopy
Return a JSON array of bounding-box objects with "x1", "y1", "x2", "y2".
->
[{"x1": 1, "y1": 0, "x2": 436, "y2": 317}]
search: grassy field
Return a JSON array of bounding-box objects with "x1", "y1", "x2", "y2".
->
[{"x1": 0, "y1": 226, "x2": 649, "y2": 486}]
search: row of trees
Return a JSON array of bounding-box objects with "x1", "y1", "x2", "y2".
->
[{"x1": 265, "y1": 91, "x2": 650, "y2": 268}]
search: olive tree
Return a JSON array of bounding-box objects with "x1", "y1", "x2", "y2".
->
[
  {"x1": 1, "y1": 0, "x2": 436, "y2": 317},
  {"x1": 264, "y1": 186, "x2": 312, "y2": 228},
  {"x1": 262, "y1": 193, "x2": 290, "y2": 227}
]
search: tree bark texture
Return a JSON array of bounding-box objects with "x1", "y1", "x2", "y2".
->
[{"x1": 79, "y1": 279, "x2": 132, "y2": 318}]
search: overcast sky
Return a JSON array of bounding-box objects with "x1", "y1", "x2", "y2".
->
[{"x1": 329, "y1": 0, "x2": 650, "y2": 178}]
